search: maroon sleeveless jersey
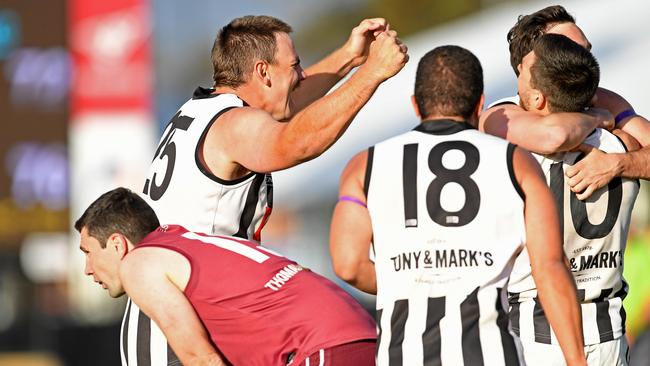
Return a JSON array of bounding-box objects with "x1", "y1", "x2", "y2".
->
[{"x1": 136, "y1": 225, "x2": 376, "y2": 365}]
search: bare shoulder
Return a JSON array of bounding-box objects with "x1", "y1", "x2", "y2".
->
[
  {"x1": 340, "y1": 149, "x2": 369, "y2": 186},
  {"x1": 594, "y1": 87, "x2": 633, "y2": 113},
  {"x1": 479, "y1": 103, "x2": 527, "y2": 135},
  {"x1": 214, "y1": 106, "x2": 276, "y2": 129},
  {"x1": 511, "y1": 146, "x2": 545, "y2": 186}
]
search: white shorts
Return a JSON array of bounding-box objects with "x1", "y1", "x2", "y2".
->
[{"x1": 521, "y1": 337, "x2": 629, "y2": 366}]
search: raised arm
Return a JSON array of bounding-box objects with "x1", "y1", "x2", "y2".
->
[
  {"x1": 291, "y1": 18, "x2": 389, "y2": 110},
  {"x1": 513, "y1": 147, "x2": 586, "y2": 366},
  {"x1": 120, "y1": 248, "x2": 227, "y2": 366},
  {"x1": 330, "y1": 150, "x2": 376, "y2": 294},
  {"x1": 479, "y1": 103, "x2": 610, "y2": 154},
  {"x1": 211, "y1": 31, "x2": 408, "y2": 175}
]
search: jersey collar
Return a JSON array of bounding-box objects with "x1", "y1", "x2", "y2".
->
[{"x1": 414, "y1": 119, "x2": 476, "y2": 135}]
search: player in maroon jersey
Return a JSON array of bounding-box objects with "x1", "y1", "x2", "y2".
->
[{"x1": 75, "y1": 187, "x2": 376, "y2": 366}]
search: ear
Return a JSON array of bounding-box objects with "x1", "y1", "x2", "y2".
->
[
  {"x1": 475, "y1": 94, "x2": 485, "y2": 117},
  {"x1": 532, "y1": 90, "x2": 546, "y2": 111},
  {"x1": 108, "y1": 233, "x2": 129, "y2": 259},
  {"x1": 253, "y1": 60, "x2": 271, "y2": 87},
  {"x1": 411, "y1": 95, "x2": 421, "y2": 118}
]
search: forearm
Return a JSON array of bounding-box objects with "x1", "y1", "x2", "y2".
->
[
  {"x1": 534, "y1": 262, "x2": 585, "y2": 365},
  {"x1": 512, "y1": 113, "x2": 598, "y2": 154},
  {"x1": 283, "y1": 66, "x2": 382, "y2": 161},
  {"x1": 291, "y1": 47, "x2": 358, "y2": 110},
  {"x1": 613, "y1": 146, "x2": 650, "y2": 179},
  {"x1": 335, "y1": 260, "x2": 377, "y2": 295}
]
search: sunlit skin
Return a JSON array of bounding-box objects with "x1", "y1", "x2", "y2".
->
[
  {"x1": 265, "y1": 32, "x2": 307, "y2": 120},
  {"x1": 546, "y1": 22, "x2": 592, "y2": 50},
  {"x1": 517, "y1": 50, "x2": 542, "y2": 113},
  {"x1": 79, "y1": 227, "x2": 126, "y2": 298}
]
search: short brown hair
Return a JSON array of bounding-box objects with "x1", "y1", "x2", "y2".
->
[
  {"x1": 530, "y1": 34, "x2": 599, "y2": 113},
  {"x1": 507, "y1": 5, "x2": 575, "y2": 76},
  {"x1": 414, "y1": 45, "x2": 483, "y2": 120},
  {"x1": 211, "y1": 15, "x2": 292, "y2": 88},
  {"x1": 74, "y1": 188, "x2": 160, "y2": 247}
]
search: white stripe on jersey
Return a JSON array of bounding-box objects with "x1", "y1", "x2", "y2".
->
[
  {"x1": 150, "y1": 319, "x2": 168, "y2": 366},
  {"x1": 126, "y1": 299, "x2": 140, "y2": 366}
]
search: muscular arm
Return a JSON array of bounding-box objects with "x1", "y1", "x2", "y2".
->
[
  {"x1": 565, "y1": 87, "x2": 650, "y2": 199},
  {"x1": 120, "y1": 248, "x2": 227, "y2": 366},
  {"x1": 291, "y1": 18, "x2": 388, "y2": 110},
  {"x1": 513, "y1": 147, "x2": 586, "y2": 366},
  {"x1": 330, "y1": 150, "x2": 376, "y2": 294},
  {"x1": 479, "y1": 103, "x2": 607, "y2": 154},
  {"x1": 211, "y1": 31, "x2": 407, "y2": 175}
]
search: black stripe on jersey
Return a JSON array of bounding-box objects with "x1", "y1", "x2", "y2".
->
[
  {"x1": 532, "y1": 297, "x2": 552, "y2": 344},
  {"x1": 615, "y1": 283, "x2": 628, "y2": 333},
  {"x1": 461, "y1": 287, "x2": 484, "y2": 366},
  {"x1": 376, "y1": 309, "x2": 384, "y2": 362},
  {"x1": 508, "y1": 292, "x2": 521, "y2": 337},
  {"x1": 265, "y1": 173, "x2": 274, "y2": 208},
  {"x1": 414, "y1": 119, "x2": 476, "y2": 135},
  {"x1": 389, "y1": 300, "x2": 409, "y2": 366},
  {"x1": 549, "y1": 162, "x2": 565, "y2": 234},
  {"x1": 578, "y1": 289, "x2": 586, "y2": 302},
  {"x1": 496, "y1": 289, "x2": 520, "y2": 366},
  {"x1": 168, "y1": 344, "x2": 180, "y2": 365},
  {"x1": 364, "y1": 146, "x2": 374, "y2": 198},
  {"x1": 595, "y1": 288, "x2": 615, "y2": 342},
  {"x1": 123, "y1": 299, "x2": 132, "y2": 365},
  {"x1": 403, "y1": 144, "x2": 419, "y2": 228},
  {"x1": 506, "y1": 144, "x2": 525, "y2": 200},
  {"x1": 137, "y1": 311, "x2": 152, "y2": 366},
  {"x1": 422, "y1": 296, "x2": 445, "y2": 366},
  {"x1": 233, "y1": 173, "x2": 266, "y2": 239},
  {"x1": 194, "y1": 106, "x2": 258, "y2": 186},
  {"x1": 192, "y1": 86, "x2": 220, "y2": 99}
]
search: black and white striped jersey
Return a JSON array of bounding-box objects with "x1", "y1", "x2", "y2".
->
[
  {"x1": 367, "y1": 120, "x2": 526, "y2": 366},
  {"x1": 120, "y1": 299, "x2": 180, "y2": 366},
  {"x1": 508, "y1": 128, "x2": 639, "y2": 346},
  {"x1": 124, "y1": 88, "x2": 273, "y2": 366},
  {"x1": 142, "y1": 87, "x2": 273, "y2": 240}
]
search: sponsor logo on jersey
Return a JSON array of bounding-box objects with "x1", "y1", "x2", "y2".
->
[
  {"x1": 263, "y1": 264, "x2": 303, "y2": 291},
  {"x1": 390, "y1": 249, "x2": 493, "y2": 272},
  {"x1": 569, "y1": 250, "x2": 622, "y2": 272}
]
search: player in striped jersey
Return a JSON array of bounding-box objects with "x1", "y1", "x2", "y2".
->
[
  {"x1": 483, "y1": 5, "x2": 650, "y2": 201},
  {"x1": 330, "y1": 45, "x2": 587, "y2": 366},
  {"x1": 129, "y1": 15, "x2": 408, "y2": 365},
  {"x1": 76, "y1": 188, "x2": 377, "y2": 366},
  {"x1": 482, "y1": 33, "x2": 639, "y2": 365}
]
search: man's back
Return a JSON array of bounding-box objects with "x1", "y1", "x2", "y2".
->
[
  {"x1": 366, "y1": 120, "x2": 526, "y2": 365},
  {"x1": 136, "y1": 225, "x2": 376, "y2": 366}
]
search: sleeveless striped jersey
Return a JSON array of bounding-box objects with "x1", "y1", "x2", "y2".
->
[
  {"x1": 508, "y1": 128, "x2": 639, "y2": 346},
  {"x1": 489, "y1": 96, "x2": 640, "y2": 346},
  {"x1": 367, "y1": 120, "x2": 527, "y2": 366},
  {"x1": 121, "y1": 87, "x2": 273, "y2": 366}
]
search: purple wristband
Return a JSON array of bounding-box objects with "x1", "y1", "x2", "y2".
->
[
  {"x1": 338, "y1": 196, "x2": 367, "y2": 208},
  {"x1": 615, "y1": 109, "x2": 636, "y2": 125}
]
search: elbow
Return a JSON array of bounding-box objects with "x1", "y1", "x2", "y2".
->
[
  {"x1": 538, "y1": 126, "x2": 574, "y2": 153},
  {"x1": 332, "y1": 260, "x2": 361, "y2": 285}
]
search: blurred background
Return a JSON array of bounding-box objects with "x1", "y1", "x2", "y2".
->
[{"x1": 0, "y1": 0, "x2": 649, "y2": 364}]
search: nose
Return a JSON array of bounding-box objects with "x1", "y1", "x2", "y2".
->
[{"x1": 84, "y1": 257, "x2": 93, "y2": 276}]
